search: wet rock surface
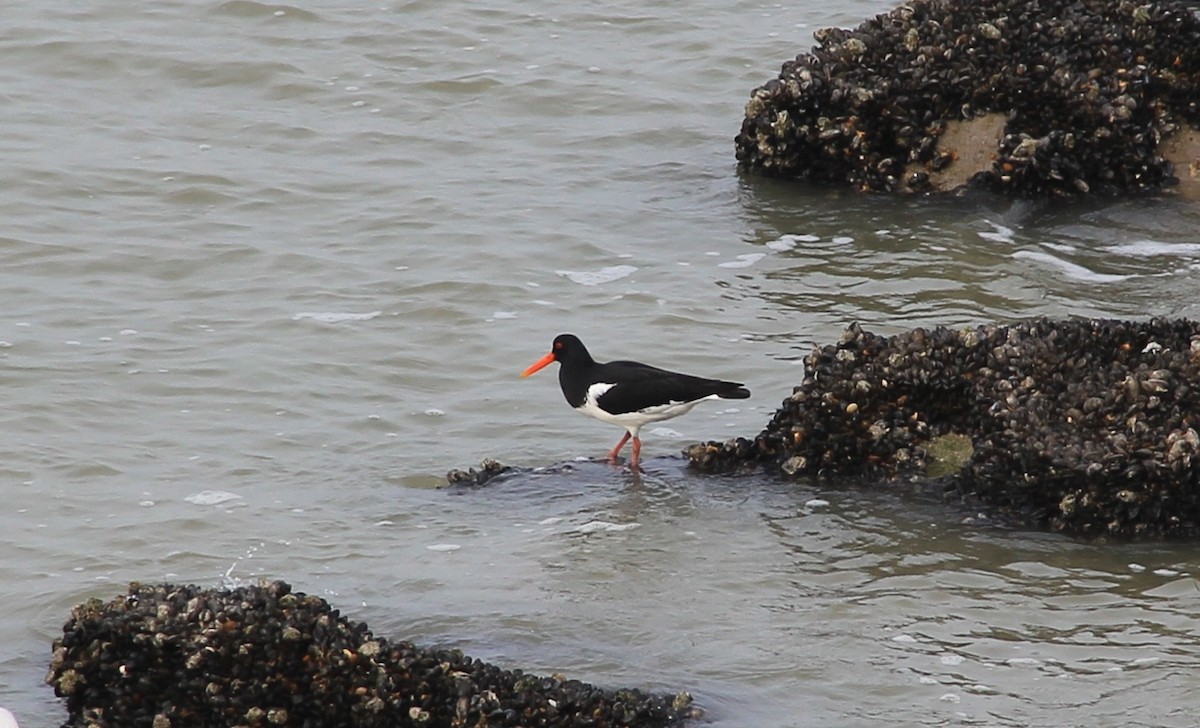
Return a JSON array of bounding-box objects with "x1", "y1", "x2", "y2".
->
[
  {"x1": 446, "y1": 457, "x2": 513, "y2": 486},
  {"x1": 735, "y1": 0, "x2": 1200, "y2": 196},
  {"x1": 47, "y1": 581, "x2": 698, "y2": 727},
  {"x1": 688, "y1": 318, "x2": 1200, "y2": 538}
]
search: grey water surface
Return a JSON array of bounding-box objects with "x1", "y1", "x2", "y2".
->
[{"x1": 3, "y1": 2, "x2": 1200, "y2": 726}]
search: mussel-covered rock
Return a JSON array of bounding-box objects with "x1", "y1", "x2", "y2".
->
[
  {"x1": 736, "y1": 0, "x2": 1200, "y2": 196},
  {"x1": 47, "y1": 581, "x2": 698, "y2": 727},
  {"x1": 446, "y1": 457, "x2": 511, "y2": 486},
  {"x1": 689, "y1": 318, "x2": 1200, "y2": 538}
]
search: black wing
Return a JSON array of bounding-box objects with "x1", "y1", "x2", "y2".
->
[{"x1": 593, "y1": 360, "x2": 749, "y2": 415}]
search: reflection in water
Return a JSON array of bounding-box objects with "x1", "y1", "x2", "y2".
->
[
  {"x1": 437, "y1": 460, "x2": 1200, "y2": 726},
  {"x1": 753, "y1": 484, "x2": 1200, "y2": 726},
  {"x1": 730, "y1": 179, "x2": 1200, "y2": 341}
]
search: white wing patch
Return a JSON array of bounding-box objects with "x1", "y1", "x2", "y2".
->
[{"x1": 584, "y1": 382, "x2": 616, "y2": 405}]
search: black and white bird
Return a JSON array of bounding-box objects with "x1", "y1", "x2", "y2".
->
[{"x1": 520, "y1": 334, "x2": 750, "y2": 470}]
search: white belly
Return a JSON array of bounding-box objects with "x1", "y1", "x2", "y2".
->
[{"x1": 576, "y1": 382, "x2": 717, "y2": 436}]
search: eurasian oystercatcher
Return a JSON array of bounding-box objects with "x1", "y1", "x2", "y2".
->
[{"x1": 520, "y1": 334, "x2": 751, "y2": 470}]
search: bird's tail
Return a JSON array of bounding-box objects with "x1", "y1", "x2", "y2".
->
[{"x1": 720, "y1": 384, "x2": 751, "y2": 399}]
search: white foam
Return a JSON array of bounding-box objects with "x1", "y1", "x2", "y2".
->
[
  {"x1": 940, "y1": 653, "x2": 965, "y2": 665},
  {"x1": 1006, "y1": 657, "x2": 1041, "y2": 666},
  {"x1": 576, "y1": 520, "x2": 640, "y2": 534},
  {"x1": 1012, "y1": 250, "x2": 1131, "y2": 283},
  {"x1": 831, "y1": 235, "x2": 854, "y2": 244},
  {"x1": 185, "y1": 490, "x2": 243, "y2": 506},
  {"x1": 423, "y1": 408, "x2": 445, "y2": 416},
  {"x1": 292, "y1": 311, "x2": 382, "y2": 323},
  {"x1": 1128, "y1": 563, "x2": 1146, "y2": 572},
  {"x1": 647, "y1": 426, "x2": 685, "y2": 438},
  {"x1": 768, "y1": 233, "x2": 820, "y2": 250},
  {"x1": 978, "y1": 221, "x2": 1015, "y2": 243},
  {"x1": 718, "y1": 253, "x2": 766, "y2": 269},
  {"x1": 556, "y1": 265, "x2": 637, "y2": 286},
  {"x1": 804, "y1": 498, "x2": 830, "y2": 508},
  {"x1": 491, "y1": 311, "x2": 517, "y2": 319},
  {"x1": 425, "y1": 543, "x2": 461, "y2": 552},
  {"x1": 891, "y1": 633, "x2": 917, "y2": 643},
  {"x1": 1105, "y1": 240, "x2": 1200, "y2": 257}
]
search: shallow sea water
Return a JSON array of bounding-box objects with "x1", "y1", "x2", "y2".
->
[{"x1": 3, "y1": 2, "x2": 1200, "y2": 726}]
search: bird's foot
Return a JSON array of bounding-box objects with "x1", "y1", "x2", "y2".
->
[{"x1": 604, "y1": 455, "x2": 642, "y2": 473}]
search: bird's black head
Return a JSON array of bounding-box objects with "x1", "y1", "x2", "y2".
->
[
  {"x1": 520, "y1": 333, "x2": 593, "y2": 377},
  {"x1": 549, "y1": 333, "x2": 592, "y2": 362}
]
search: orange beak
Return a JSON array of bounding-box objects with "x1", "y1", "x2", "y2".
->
[{"x1": 520, "y1": 352, "x2": 556, "y2": 378}]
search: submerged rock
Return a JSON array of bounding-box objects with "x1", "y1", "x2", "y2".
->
[
  {"x1": 688, "y1": 318, "x2": 1200, "y2": 538},
  {"x1": 736, "y1": 0, "x2": 1200, "y2": 197},
  {"x1": 446, "y1": 457, "x2": 512, "y2": 486},
  {"x1": 47, "y1": 581, "x2": 698, "y2": 727}
]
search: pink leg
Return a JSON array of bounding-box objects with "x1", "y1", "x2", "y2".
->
[
  {"x1": 630, "y1": 436, "x2": 642, "y2": 471},
  {"x1": 607, "y1": 431, "x2": 631, "y2": 463}
]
